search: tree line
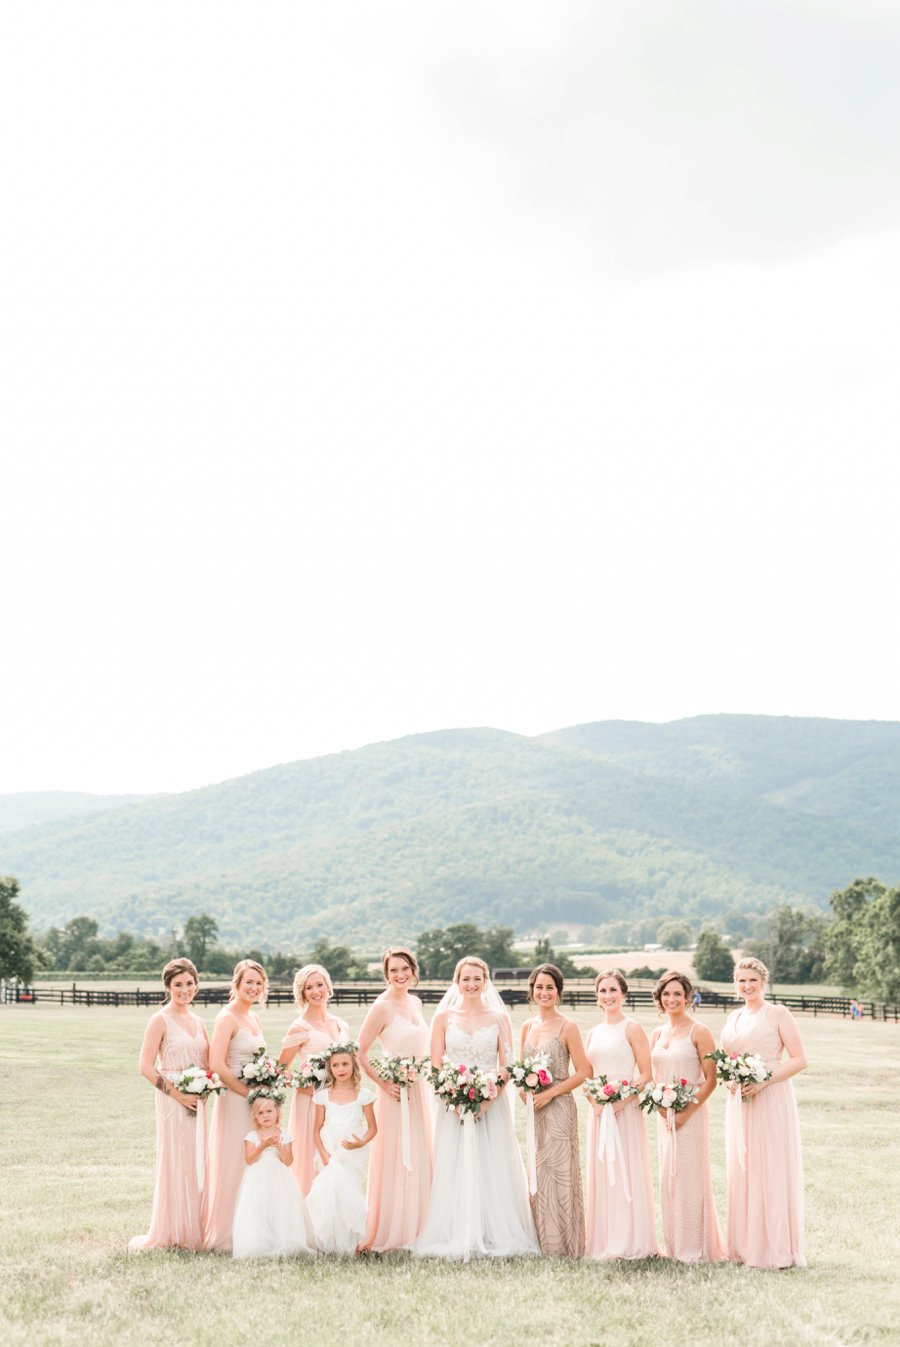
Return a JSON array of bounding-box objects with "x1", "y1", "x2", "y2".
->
[{"x1": 2, "y1": 874, "x2": 897, "y2": 1000}]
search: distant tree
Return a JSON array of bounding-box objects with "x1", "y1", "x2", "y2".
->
[
  {"x1": 824, "y1": 877, "x2": 900, "y2": 1000},
  {"x1": 693, "y1": 928, "x2": 734, "y2": 982},
  {"x1": 416, "y1": 924, "x2": 520, "y2": 980},
  {"x1": 656, "y1": 919, "x2": 693, "y2": 951},
  {"x1": 744, "y1": 906, "x2": 827, "y2": 985},
  {"x1": 184, "y1": 913, "x2": 219, "y2": 968},
  {"x1": 305, "y1": 937, "x2": 357, "y2": 981},
  {"x1": 824, "y1": 877, "x2": 884, "y2": 987},
  {"x1": 531, "y1": 936, "x2": 590, "y2": 980},
  {"x1": 0, "y1": 876, "x2": 44, "y2": 983},
  {"x1": 42, "y1": 915, "x2": 100, "y2": 970}
]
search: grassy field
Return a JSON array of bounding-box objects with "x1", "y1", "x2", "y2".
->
[{"x1": 1, "y1": 1002, "x2": 898, "y2": 1347}]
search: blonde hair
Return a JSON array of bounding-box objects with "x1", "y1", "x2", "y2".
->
[
  {"x1": 382, "y1": 946, "x2": 419, "y2": 985},
  {"x1": 325, "y1": 1048, "x2": 361, "y2": 1089},
  {"x1": 250, "y1": 1094, "x2": 282, "y2": 1125},
  {"x1": 229, "y1": 959, "x2": 268, "y2": 1005},
  {"x1": 293, "y1": 963, "x2": 333, "y2": 1008},
  {"x1": 733, "y1": 956, "x2": 769, "y2": 983},
  {"x1": 453, "y1": 955, "x2": 490, "y2": 984},
  {"x1": 594, "y1": 967, "x2": 628, "y2": 996}
]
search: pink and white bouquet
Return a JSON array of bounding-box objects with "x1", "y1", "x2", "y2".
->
[
  {"x1": 169, "y1": 1066, "x2": 226, "y2": 1098},
  {"x1": 290, "y1": 1056, "x2": 329, "y2": 1091},
  {"x1": 370, "y1": 1054, "x2": 429, "y2": 1088},
  {"x1": 427, "y1": 1058, "x2": 500, "y2": 1121},
  {"x1": 507, "y1": 1051, "x2": 553, "y2": 1096},
  {"x1": 638, "y1": 1078, "x2": 698, "y2": 1115},
  {"x1": 705, "y1": 1048, "x2": 771, "y2": 1087},
  {"x1": 239, "y1": 1048, "x2": 288, "y2": 1101},
  {"x1": 583, "y1": 1075, "x2": 638, "y2": 1107}
]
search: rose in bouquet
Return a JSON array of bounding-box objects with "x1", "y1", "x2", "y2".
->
[
  {"x1": 169, "y1": 1066, "x2": 227, "y2": 1099},
  {"x1": 426, "y1": 1058, "x2": 499, "y2": 1122},
  {"x1": 583, "y1": 1074, "x2": 637, "y2": 1107},
  {"x1": 507, "y1": 1050, "x2": 553, "y2": 1096},
  {"x1": 370, "y1": 1054, "x2": 429, "y2": 1088},
  {"x1": 704, "y1": 1048, "x2": 771, "y2": 1089},
  {"x1": 239, "y1": 1047, "x2": 288, "y2": 1102},
  {"x1": 638, "y1": 1078, "x2": 698, "y2": 1115},
  {"x1": 290, "y1": 1056, "x2": 329, "y2": 1091}
]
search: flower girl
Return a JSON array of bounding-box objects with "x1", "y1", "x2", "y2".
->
[
  {"x1": 305, "y1": 1042, "x2": 377, "y2": 1255},
  {"x1": 232, "y1": 1093, "x2": 315, "y2": 1259}
]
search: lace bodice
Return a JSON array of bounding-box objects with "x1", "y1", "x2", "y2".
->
[
  {"x1": 157, "y1": 1009, "x2": 208, "y2": 1075},
  {"x1": 445, "y1": 1022, "x2": 500, "y2": 1072}
]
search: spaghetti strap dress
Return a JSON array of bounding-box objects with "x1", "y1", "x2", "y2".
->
[{"x1": 204, "y1": 1019, "x2": 265, "y2": 1251}]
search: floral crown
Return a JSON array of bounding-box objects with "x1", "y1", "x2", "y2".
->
[
  {"x1": 248, "y1": 1085, "x2": 287, "y2": 1106},
  {"x1": 321, "y1": 1038, "x2": 359, "y2": 1062}
]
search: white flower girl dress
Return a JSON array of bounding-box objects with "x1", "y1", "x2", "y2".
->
[
  {"x1": 232, "y1": 1129, "x2": 315, "y2": 1259},
  {"x1": 306, "y1": 1086, "x2": 377, "y2": 1254}
]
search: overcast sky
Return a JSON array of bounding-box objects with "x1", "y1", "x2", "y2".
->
[{"x1": 2, "y1": 1, "x2": 898, "y2": 795}]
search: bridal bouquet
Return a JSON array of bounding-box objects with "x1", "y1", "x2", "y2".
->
[
  {"x1": 239, "y1": 1048, "x2": 288, "y2": 1101},
  {"x1": 507, "y1": 1051, "x2": 553, "y2": 1096},
  {"x1": 370, "y1": 1054, "x2": 429, "y2": 1087},
  {"x1": 427, "y1": 1058, "x2": 499, "y2": 1121},
  {"x1": 169, "y1": 1066, "x2": 226, "y2": 1098},
  {"x1": 638, "y1": 1078, "x2": 698, "y2": 1116},
  {"x1": 705, "y1": 1049, "x2": 772, "y2": 1088},
  {"x1": 583, "y1": 1075, "x2": 638, "y2": 1107}
]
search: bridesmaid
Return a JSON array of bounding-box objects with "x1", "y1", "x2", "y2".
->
[
  {"x1": 520, "y1": 963, "x2": 589, "y2": 1257},
  {"x1": 129, "y1": 959, "x2": 209, "y2": 1251},
  {"x1": 584, "y1": 969, "x2": 658, "y2": 1260},
  {"x1": 204, "y1": 958, "x2": 267, "y2": 1252},
  {"x1": 649, "y1": 969, "x2": 725, "y2": 1263},
  {"x1": 278, "y1": 963, "x2": 348, "y2": 1196},
  {"x1": 721, "y1": 956, "x2": 807, "y2": 1268},
  {"x1": 358, "y1": 946, "x2": 433, "y2": 1251}
]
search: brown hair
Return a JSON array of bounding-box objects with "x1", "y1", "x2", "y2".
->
[
  {"x1": 453, "y1": 955, "x2": 490, "y2": 984},
  {"x1": 594, "y1": 967, "x2": 628, "y2": 996},
  {"x1": 292, "y1": 963, "x2": 333, "y2": 1007},
  {"x1": 229, "y1": 959, "x2": 268, "y2": 1006},
  {"x1": 382, "y1": 946, "x2": 419, "y2": 985},
  {"x1": 528, "y1": 963, "x2": 564, "y2": 1003},
  {"x1": 325, "y1": 1048, "x2": 361, "y2": 1089},
  {"x1": 161, "y1": 958, "x2": 198, "y2": 999},
  {"x1": 652, "y1": 969, "x2": 694, "y2": 1011},
  {"x1": 733, "y1": 956, "x2": 770, "y2": 983}
]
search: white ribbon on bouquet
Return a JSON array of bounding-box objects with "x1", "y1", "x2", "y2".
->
[
  {"x1": 664, "y1": 1107, "x2": 678, "y2": 1197},
  {"x1": 727, "y1": 1085, "x2": 747, "y2": 1172},
  {"x1": 597, "y1": 1103, "x2": 632, "y2": 1203},
  {"x1": 194, "y1": 1098, "x2": 207, "y2": 1192},
  {"x1": 525, "y1": 1093, "x2": 538, "y2": 1196},
  {"x1": 399, "y1": 1085, "x2": 412, "y2": 1171},
  {"x1": 461, "y1": 1109, "x2": 481, "y2": 1261}
]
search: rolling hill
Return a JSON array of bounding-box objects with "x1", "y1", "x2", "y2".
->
[{"x1": 3, "y1": 716, "x2": 898, "y2": 948}]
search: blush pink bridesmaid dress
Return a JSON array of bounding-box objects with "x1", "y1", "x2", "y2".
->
[
  {"x1": 721, "y1": 1004, "x2": 805, "y2": 1268},
  {"x1": 285, "y1": 1014, "x2": 348, "y2": 1196},
  {"x1": 363, "y1": 1012, "x2": 433, "y2": 1251},
  {"x1": 129, "y1": 1008, "x2": 209, "y2": 1251},
  {"x1": 585, "y1": 1020, "x2": 658, "y2": 1260},
  {"x1": 204, "y1": 1018, "x2": 264, "y2": 1251},
  {"x1": 651, "y1": 1026, "x2": 725, "y2": 1263}
]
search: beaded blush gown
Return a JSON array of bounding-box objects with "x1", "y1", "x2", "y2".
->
[
  {"x1": 204, "y1": 1018, "x2": 265, "y2": 1252},
  {"x1": 284, "y1": 1014, "x2": 349, "y2": 1196},
  {"x1": 129, "y1": 1008, "x2": 209, "y2": 1251},
  {"x1": 650, "y1": 1025, "x2": 725, "y2": 1263},
  {"x1": 523, "y1": 1031, "x2": 585, "y2": 1257},
  {"x1": 584, "y1": 1019, "x2": 658, "y2": 1260},
  {"x1": 720, "y1": 1004, "x2": 805, "y2": 1268},
  {"x1": 412, "y1": 1022, "x2": 539, "y2": 1261},
  {"x1": 364, "y1": 1011, "x2": 433, "y2": 1251}
]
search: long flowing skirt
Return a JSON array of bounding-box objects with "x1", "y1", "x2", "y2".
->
[
  {"x1": 529, "y1": 1093, "x2": 585, "y2": 1258},
  {"x1": 365, "y1": 1082, "x2": 433, "y2": 1251},
  {"x1": 725, "y1": 1081, "x2": 805, "y2": 1268},
  {"x1": 288, "y1": 1088, "x2": 317, "y2": 1196},
  {"x1": 657, "y1": 1104, "x2": 725, "y2": 1263},
  {"x1": 129, "y1": 1094, "x2": 208, "y2": 1251},
  {"x1": 412, "y1": 1100, "x2": 539, "y2": 1261},
  {"x1": 232, "y1": 1152, "x2": 315, "y2": 1259},
  {"x1": 306, "y1": 1122, "x2": 370, "y2": 1255},
  {"x1": 586, "y1": 1102, "x2": 658, "y2": 1260},
  {"x1": 204, "y1": 1089, "x2": 252, "y2": 1251}
]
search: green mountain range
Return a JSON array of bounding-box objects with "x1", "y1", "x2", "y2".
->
[{"x1": 4, "y1": 715, "x2": 898, "y2": 949}]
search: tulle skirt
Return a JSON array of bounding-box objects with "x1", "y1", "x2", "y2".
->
[
  {"x1": 306, "y1": 1121, "x2": 370, "y2": 1255},
  {"x1": 232, "y1": 1153, "x2": 315, "y2": 1260}
]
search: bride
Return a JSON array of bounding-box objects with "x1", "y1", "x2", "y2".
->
[{"x1": 412, "y1": 955, "x2": 539, "y2": 1260}]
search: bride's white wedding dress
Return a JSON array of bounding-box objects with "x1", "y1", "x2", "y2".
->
[{"x1": 412, "y1": 1022, "x2": 539, "y2": 1260}]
